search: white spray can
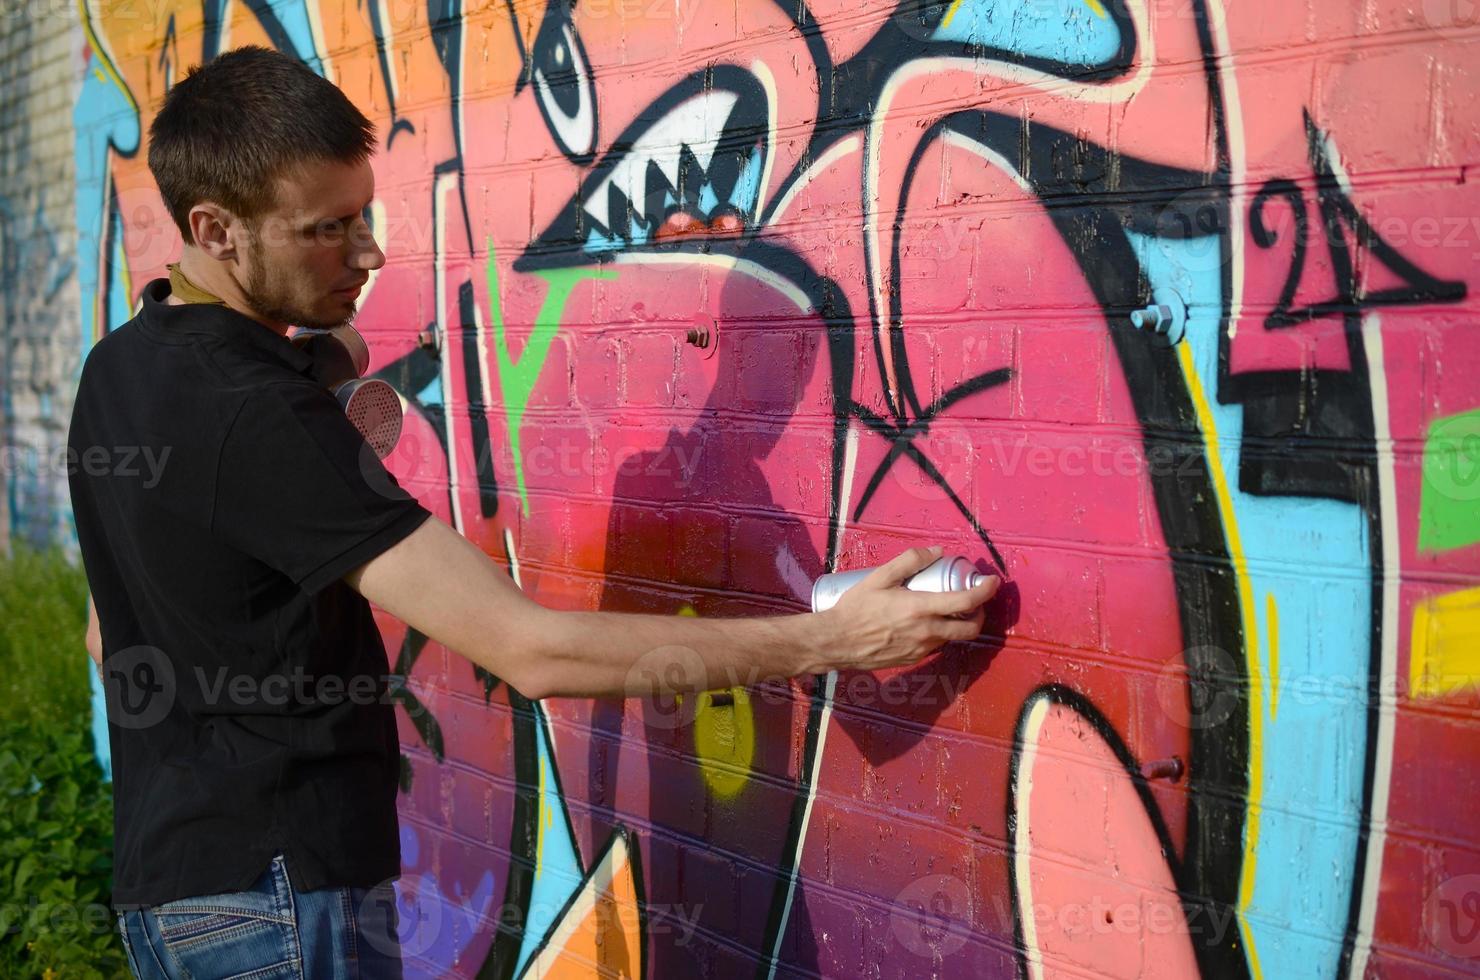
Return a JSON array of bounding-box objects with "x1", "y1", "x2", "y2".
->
[{"x1": 810, "y1": 556, "x2": 988, "y2": 613}]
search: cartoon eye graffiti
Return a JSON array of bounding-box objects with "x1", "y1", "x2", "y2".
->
[{"x1": 531, "y1": 5, "x2": 596, "y2": 163}]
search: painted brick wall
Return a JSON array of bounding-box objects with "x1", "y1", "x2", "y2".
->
[
  {"x1": 9, "y1": 0, "x2": 1480, "y2": 977},
  {"x1": 1, "y1": 2, "x2": 82, "y2": 553}
]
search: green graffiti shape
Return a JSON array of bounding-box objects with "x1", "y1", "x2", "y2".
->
[
  {"x1": 487, "y1": 240, "x2": 616, "y2": 516},
  {"x1": 1418, "y1": 407, "x2": 1480, "y2": 553}
]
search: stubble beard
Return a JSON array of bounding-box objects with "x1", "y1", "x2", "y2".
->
[{"x1": 240, "y1": 225, "x2": 354, "y2": 331}]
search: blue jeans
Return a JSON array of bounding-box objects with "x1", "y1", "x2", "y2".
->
[{"x1": 115, "y1": 853, "x2": 403, "y2": 979}]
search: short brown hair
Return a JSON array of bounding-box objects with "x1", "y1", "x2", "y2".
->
[{"x1": 147, "y1": 46, "x2": 377, "y2": 241}]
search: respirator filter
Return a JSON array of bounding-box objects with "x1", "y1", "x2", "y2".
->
[{"x1": 289, "y1": 325, "x2": 403, "y2": 460}]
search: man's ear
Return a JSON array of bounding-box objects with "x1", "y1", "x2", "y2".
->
[{"x1": 187, "y1": 203, "x2": 240, "y2": 260}]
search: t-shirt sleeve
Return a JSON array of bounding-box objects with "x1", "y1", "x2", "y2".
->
[{"x1": 213, "y1": 381, "x2": 432, "y2": 595}]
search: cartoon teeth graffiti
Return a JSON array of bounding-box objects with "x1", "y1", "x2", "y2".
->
[
  {"x1": 63, "y1": 0, "x2": 1480, "y2": 977},
  {"x1": 519, "y1": 67, "x2": 770, "y2": 260}
]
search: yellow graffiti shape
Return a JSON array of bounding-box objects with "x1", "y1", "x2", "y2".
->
[
  {"x1": 673, "y1": 604, "x2": 756, "y2": 797},
  {"x1": 1410, "y1": 585, "x2": 1480, "y2": 700},
  {"x1": 694, "y1": 688, "x2": 756, "y2": 799}
]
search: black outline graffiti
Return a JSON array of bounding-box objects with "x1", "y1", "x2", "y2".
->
[
  {"x1": 458, "y1": 282, "x2": 502, "y2": 520},
  {"x1": 914, "y1": 106, "x2": 1253, "y2": 980},
  {"x1": 203, "y1": 0, "x2": 313, "y2": 65},
  {"x1": 478, "y1": 694, "x2": 593, "y2": 980},
  {"x1": 159, "y1": 13, "x2": 181, "y2": 90},
  {"x1": 365, "y1": 0, "x2": 417, "y2": 146},
  {"x1": 528, "y1": 0, "x2": 599, "y2": 164},
  {"x1": 849, "y1": 377, "x2": 1011, "y2": 568},
  {"x1": 1006, "y1": 685, "x2": 1199, "y2": 978},
  {"x1": 386, "y1": 626, "x2": 445, "y2": 765},
  {"x1": 516, "y1": 65, "x2": 771, "y2": 269}
]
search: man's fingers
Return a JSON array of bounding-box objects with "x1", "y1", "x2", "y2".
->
[
  {"x1": 971, "y1": 575, "x2": 1001, "y2": 604},
  {"x1": 862, "y1": 546, "x2": 943, "y2": 589},
  {"x1": 919, "y1": 575, "x2": 1001, "y2": 615},
  {"x1": 944, "y1": 607, "x2": 987, "y2": 642}
]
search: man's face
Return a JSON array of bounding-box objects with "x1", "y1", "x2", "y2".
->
[{"x1": 236, "y1": 157, "x2": 383, "y2": 330}]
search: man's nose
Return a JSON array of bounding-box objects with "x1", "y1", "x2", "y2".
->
[
  {"x1": 350, "y1": 233, "x2": 386, "y2": 272},
  {"x1": 347, "y1": 217, "x2": 387, "y2": 270}
]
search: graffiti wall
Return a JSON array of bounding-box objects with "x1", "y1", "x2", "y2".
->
[
  {"x1": 44, "y1": 0, "x2": 1480, "y2": 975},
  {"x1": 1, "y1": 7, "x2": 83, "y2": 554}
]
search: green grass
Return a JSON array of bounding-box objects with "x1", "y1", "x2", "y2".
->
[
  {"x1": 0, "y1": 543, "x2": 91, "y2": 730},
  {"x1": 0, "y1": 543, "x2": 127, "y2": 979}
]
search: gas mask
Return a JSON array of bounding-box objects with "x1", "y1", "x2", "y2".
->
[{"x1": 289, "y1": 325, "x2": 403, "y2": 460}]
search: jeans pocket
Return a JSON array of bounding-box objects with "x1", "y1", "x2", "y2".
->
[{"x1": 152, "y1": 869, "x2": 300, "y2": 979}]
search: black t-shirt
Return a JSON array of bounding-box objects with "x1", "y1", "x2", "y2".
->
[{"x1": 67, "y1": 278, "x2": 432, "y2": 907}]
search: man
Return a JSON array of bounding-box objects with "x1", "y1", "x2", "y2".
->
[{"x1": 69, "y1": 47, "x2": 999, "y2": 978}]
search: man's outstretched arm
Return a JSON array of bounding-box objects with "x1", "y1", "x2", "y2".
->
[{"x1": 344, "y1": 515, "x2": 998, "y2": 701}]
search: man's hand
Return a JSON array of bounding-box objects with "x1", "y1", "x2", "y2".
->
[
  {"x1": 817, "y1": 546, "x2": 998, "y2": 674},
  {"x1": 347, "y1": 518, "x2": 1002, "y2": 700}
]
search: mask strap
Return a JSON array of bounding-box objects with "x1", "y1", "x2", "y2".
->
[{"x1": 167, "y1": 263, "x2": 228, "y2": 306}]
